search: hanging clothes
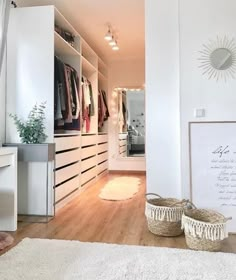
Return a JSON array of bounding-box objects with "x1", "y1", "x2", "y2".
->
[
  {"x1": 81, "y1": 76, "x2": 95, "y2": 133},
  {"x1": 54, "y1": 56, "x2": 80, "y2": 132},
  {"x1": 98, "y1": 89, "x2": 109, "y2": 128}
]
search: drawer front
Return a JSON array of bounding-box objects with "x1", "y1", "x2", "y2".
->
[
  {"x1": 81, "y1": 146, "x2": 97, "y2": 159},
  {"x1": 81, "y1": 135, "x2": 97, "y2": 147},
  {"x1": 119, "y1": 134, "x2": 127, "y2": 140},
  {"x1": 55, "y1": 162, "x2": 80, "y2": 185},
  {"x1": 81, "y1": 156, "x2": 97, "y2": 172},
  {"x1": 119, "y1": 140, "x2": 127, "y2": 147},
  {"x1": 97, "y1": 134, "x2": 108, "y2": 144},
  {"x1": 55, "y1": 176, "x2": 79, "y2": 202},
  {"x1": 56, "y1": 149, "x2": 80, "y2": 169},
  {"x1": 121, "y1": 151, "x2": 127, "y2": 157},
  {"x1": 54, "y1": 136, "x2": 80, "y2": 152},
  {"x1": 0, "y1": 154, "x2": 12, "y2": 168},
  {"x1": 97, "y1": 161, "x2": 108, "y2": 174},
  {"x1": 81, "y1": 167, "x2": 97, "y2": 185},
  {"x1": 119, "y1": 146, "x2": 127, "y2": 154},
  {"x1": 97, "y1": 152, "x2": 108, "y2": 164},
  {"x1": 97, "y1": 143, "x2": 108, "y2": 154}
]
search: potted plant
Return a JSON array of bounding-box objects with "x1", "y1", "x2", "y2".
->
[{"x1": 9, "y1": 102, "x2": 47, "y2": 144}]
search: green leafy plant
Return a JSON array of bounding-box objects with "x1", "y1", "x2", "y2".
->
[{"x1": 9, "y1": 102, "x2": 47, "y2": 144}]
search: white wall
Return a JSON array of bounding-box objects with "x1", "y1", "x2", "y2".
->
[
  {"x1": 180, "y1": 0, "x2": 236, "y2": 198},
  {"x1": 145, "y1": 0, "x2": 236, "y2": 198},
  {"x1": 0, "y1": 52, "x2": 6, "y2": 145},
  {"x1": 145, "y1": 0, "x2": 181, "y2": 197},
  {"x1": 108, "y1": 59, "x2": 146, "y2": 171}
]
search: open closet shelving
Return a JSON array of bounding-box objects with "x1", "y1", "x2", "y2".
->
[{"x1": 6, "y1": 5, "x2": 109, "y2": 214}]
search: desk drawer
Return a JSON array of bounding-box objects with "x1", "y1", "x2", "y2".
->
[
  {"x1": 0, "y1": 154, "x2": 12, "y2": 168},
  {"x1": 56, "y1": 149, "x2": 80, "y2": 169},
  {"x1": 81, "y1": 146, "x2": 97, "y2": 159},
  {"x1": 97, "y1": 152, "x2": 108, "y2": 164},
  {"x1": 97, "y1": 134, "x2": 108, "y2": 144},
  {"x1": 81, "y1": 135, "x2": 97, "y2": 147},
  {"x1": 97, "y1": 143, "x2": 108, "y2": 154},
  {"x1": 55, "y1": 162, "x2": 80, "y2": 185},
  {"x1": 81, "y1": 167, "x2": 96, "y2": 185},
  {"x1": 54, "y1": 136, "x2": 80, "y2": 152},
  {"x1": 81, "y1": 156, "x2": 97, "y2": 172},
  {"x1": 55, "y1": 176, "x2": 79, "y2": 202},
  {"x1": 97, "y1": 161, "x2": 108, "y2": 174}
]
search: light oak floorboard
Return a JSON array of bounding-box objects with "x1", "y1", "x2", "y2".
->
[{"x1": 1, "y1": 173, "x2": 236, "y2": 255}]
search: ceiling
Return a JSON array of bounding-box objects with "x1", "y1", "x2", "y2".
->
[{"x1": 17, "y1": 0, "x2": 145, "y2": 64}]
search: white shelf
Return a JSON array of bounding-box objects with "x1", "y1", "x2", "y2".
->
[
  {"x1": 98, "y1": 71, "x2": 108, "y2": 81},
  {"x1": 54, "y1": 31, "x2": 81, "y2": 57},
  {"x1": 54, "y1": 7, "x2": 79, "y2": 37},
  {"x1": 82, "y1": 56, "x2": 97, "y2": 76}
]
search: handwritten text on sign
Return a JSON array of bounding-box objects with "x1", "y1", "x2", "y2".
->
[{"x1": 211, "y1": 145, "x2": 236, "y2": 207}]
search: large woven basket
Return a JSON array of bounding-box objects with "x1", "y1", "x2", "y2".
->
[
  {"x1": 145, "y1": 193, "x2": 187, "y2": 237},
  {"x1": 182, "y1": 205, "x2": 232, "y2": 251}
]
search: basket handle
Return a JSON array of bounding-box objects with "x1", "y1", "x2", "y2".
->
[
  {"x1": 185, "y1": 201, "x2": 197, "y2": 209},
  {"x1": 145, "y1": 193, "x2": 162, "y2": 199}
]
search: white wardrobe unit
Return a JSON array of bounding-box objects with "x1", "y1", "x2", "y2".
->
[{"x1": 6, "y1": 6, "x2": 109, "y2": 214}]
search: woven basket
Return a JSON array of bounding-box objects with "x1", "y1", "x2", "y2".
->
[
  {"x1": 182, "y1": 204, "x2": 232, "y2": 252},
  {"x1": 145, "y1": 193, "x2": 187, "y2": 237}
]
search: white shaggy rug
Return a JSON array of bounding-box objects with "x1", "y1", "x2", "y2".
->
[
  {"x1": 0, "y1": 238, "x2": 236, "y2": 280},
  {"x1": 99, "y1": 176, "x2": 141, "y2": 201}
]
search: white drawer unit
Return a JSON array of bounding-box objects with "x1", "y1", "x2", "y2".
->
[
  {"x1": 55, "y1": 175, "x2": 79, "y2": 203},
  {"x1": 81, "y1": 156, "x2": 97, "y2": 172},
  {"x1": 97, "y1": 161, "x2": 108, "y2": 174},
  {"x1": 119, "y1": 139, "x2": 127, "y2": 147},
  {"x1": 56, "y1": 149, "x2": 80, "y2": 169},
  {"x1": 55, "y1": 162, "x2": 80, "y2": 185},
  {"x1": 97, "y1": 152, "x2": 108, "y2": 164},
  {"x1": 81, "y1": 135, "x2": 97, "y2": 147},
  {"x1": 97, "y1": 143, "x2": 108, "y2": 154},
  {"x1": 81, "y1": 145, "x2": 97, "y2": 159},
  {"x1": 81, "y1": 166, "x2": 97, "y2": 185},
  {"x1": 97, "y1": 134, "x2": 108, "y2": 144},
  {"x1": 54, "y1": 135, "x2": 80, "y2": 152}
]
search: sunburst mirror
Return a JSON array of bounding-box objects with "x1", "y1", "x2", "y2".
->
[{"x1": 198, "y1": 36, "x2": 236, "y2": 81}]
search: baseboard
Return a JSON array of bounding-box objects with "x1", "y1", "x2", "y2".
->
[{"x1": 108, "y1": 170, "x2": 146, "y2": 175}]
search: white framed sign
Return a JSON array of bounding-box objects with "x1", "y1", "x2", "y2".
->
[{"x1": 189, "y1": 121, "x2": 236, "y2": 233}]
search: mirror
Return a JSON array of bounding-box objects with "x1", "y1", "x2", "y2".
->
[
  {"x1": 198, "y1": 36, "x2": 236, "y2": 81},
  {"x1": 210, "y1": 48, "x2": 232, "y2": 70},
  {"x1": 116, "y1": 88, "x2": 145, "y2": 157}
]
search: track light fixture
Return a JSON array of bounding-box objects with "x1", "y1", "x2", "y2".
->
[
  {"x1": 109, "y1": 37, "x2": 116, "y2": 46},
  {"x1": 104, "y1": 25, "x2": 119, "y2": 51},
  {"x1": 104, "y1": 27, "x2": 112, "y2": 41},
  {"x1": 112, "y1": 44, "x2": 119, "y2": 51}
]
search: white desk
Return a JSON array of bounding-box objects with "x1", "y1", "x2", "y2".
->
[{"x1": 0, "y1": 147, "x2": 17, "y2": 231}]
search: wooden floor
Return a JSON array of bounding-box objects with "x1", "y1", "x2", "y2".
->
[{"x1": 1, "y1": 173, "x2": 236, "y2": 255}]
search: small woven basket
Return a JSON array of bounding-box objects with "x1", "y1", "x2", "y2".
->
[
  {"x1": 182, "y1": 204, "x2": 232, "y2": 252},
  {"x1": 145, "y1": 193, "x2": 187, "y2": 237}
]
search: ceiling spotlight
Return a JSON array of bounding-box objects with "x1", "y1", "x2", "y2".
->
[
  {"x1": 104, "y1": 28, "x2": 112, "y2": 41},
  {"x1": 109, "y1": 37, "x2": 116, "y2": 46},
  {"x1": 112, "y1": 45, "x2": 119, "y2": 51}
]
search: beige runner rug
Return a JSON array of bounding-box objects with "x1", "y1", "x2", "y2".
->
[{"x1": 99, "y1": 176, "x2": 141, "y2": 201}]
